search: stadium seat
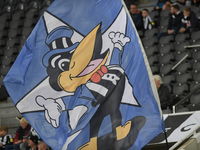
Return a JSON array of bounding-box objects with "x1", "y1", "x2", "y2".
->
[
  {"x1": 145, "y1": 45, "x2": 158, "y2": 56},
  {"x1": 190, "y1": 5, "x2": 200, "y2": 13},
  {"x1": 0, "y1": 30, "x2": 7, "y2": 39},
  {"x1": 8, "y1": 28, "x2": 21, "y2": 38},
  {"x1": 142, "y1": 37, "x2": 158, "y2": 48},
  {"x1": 12, "y1": 2, "x2": 26, "y2": 20},
  {"x1": 0, "y1": 39, "x2": 6, "y2": 47},
  {"x1": 0, "y1": 4, "x2": 13, "y2": 21},
  {"x1": 158, "y1": 26, "x2": 167, "y2": 33},
  {"x1": 160, "y1": 63, "x2": 174, "y2": 76},
  {"x1": 23, "y1": 18, "x2": 37, "y2": 27},
  {"x1": 191, "y1": 30, "x2": 200, "y2": 41},
  {"x1": 39, "y1": 5, "x2": 48, "y2": 16},
  {"x1": 41, "y1": 0, "x2": 53, "y2": 6},
  {"x1": 159, "y1": 17, "x2": 169, "y2": 26},
  {"x1": 190, "y1": 81, "x2": 200, "y2": 91},
  {"x1": 22, "y1": 27, "x2": 33, "y2": 36},
  {"x1": 175, "y1": 72, "x2": 192, "y2": 83},
  {"x1": 160, "y1": 9, "x2": 170, "y2": 18},
  {"x1": 39, "y1": 0, "x2": 53, "y2": 16},
  {"x1": 149, "y1": 10, "x2": 159, "y2": 19},
  {"x1": 0, "y1": 20, "x2": 9, "y2": 30},
  {"x1": 1, "y1": 56, "x2": 15, "y2": 66},
  {"x1": 158, "y1": 53, "x2": 175, "y2": 64},
  {"x1": 25, "y1": 1, "x2": 40, "y2": 18},
  {"x1": 191, "y1": 47, "x2": 200, "y2": 53},
  {"x1": 193, "y1": 72, "x2": 200, "y2": 82},
  {"x1": 159, "y1": 35, "x2": 174, "y2": 45},
  {"x1": 176, "y1": 105, "x2": 189, "y2": 112},
  {"x1": 191, "y1": 50, "x2": 200, "y2": 61},
  {"x1": 144, "y1": 28, "x2": 158, "y2": 38},
  {"x1": 174, "y1": 61, "x2": 192, "y2": 73},
  {"x1": 20, "y1": 36, "x2": 27, "y2": 46},
  {"x1": 174, "y1": 41, "x2": 190, "y2": 52},
  {"x1": 6, "y1": 38, "x2": 20, "y2": 47},
  {"x1": 147, "y1": 55, "x2": 158, "y2": 65},
  {"x1": 192, "y1": 61, "x2": 200, "y2": 71},
  {"x1": 9, "y1": 19, "x2": 23, "y2": 29},
  {"x1": 162, "y1": 108, "x2": 171, "y2": 114},
  {"x1": 172, "y1": 83, "x2": 189, "y2": 95},
  {"x1": 188, "y1": 104, "x2": 200, "y2": 111},
  {"x1": 159, "y1": 43, "x2": 174, "y2": 54},
  {"x1": 150, "y1": 65, "x2": 159, "y2": 74},
  {"x1": 190, "y1": 39, "x2": 200, "y2": 45},
  {"x1": 0, "y1": 65, "x2": 11, "y2": 76},
  {"x1": 3, "y1": 47, "x2": 18, "y2": 56},
  {"x1": 174, "y1": 51, "x2": 191, "y2": 61},
  {"x1": 17, "y1": 45, "x2": 23, "y2": 53},
  {"x1": 175, "y1": 33, "x2": 190, "y2": 42},
  {"x1": 162, "y1": 74, "x2": 175, "y2": 85},
  {"x1": 0, "y1": 49, "x2": 3, "y2": 56},
  {"x1": 190, "y1": 93, "x2": 200, "y2": 104}
]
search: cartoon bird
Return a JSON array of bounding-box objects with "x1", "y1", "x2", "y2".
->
[{"x1": 40, "y1": 15, "x2": 146, "y2": 149}]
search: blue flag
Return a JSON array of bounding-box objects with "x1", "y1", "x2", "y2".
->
[{"x1": 4, "y1": 0, "x2": 164, "y2": 149}]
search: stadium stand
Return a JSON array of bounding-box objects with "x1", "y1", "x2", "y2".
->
[
  {"x1": 138, "y1": 0, "x2": 200, "y2": 115},
  {"x1": 0, "y1": 0, "x2": 199, "y2": 145}
]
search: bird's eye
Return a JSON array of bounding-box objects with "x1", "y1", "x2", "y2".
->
[{"x1": 58, "y1": 59, "x2": 70, "y2": 71}]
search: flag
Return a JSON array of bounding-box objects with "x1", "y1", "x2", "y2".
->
[{"x1": 4, "y1": 0, "x2": 164, "y2": 149}]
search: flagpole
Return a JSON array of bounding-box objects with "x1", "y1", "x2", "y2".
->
[{"x1": 164, "y1": 130, "x2": 169, "y2": 150}]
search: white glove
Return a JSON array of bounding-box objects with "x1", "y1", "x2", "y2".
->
[
  {"x1": 36, "y1": 96, "x2": 66, "y2": 128},
  {"x1": 109, "y1": 32, "x2": 130, "y2": 51}
]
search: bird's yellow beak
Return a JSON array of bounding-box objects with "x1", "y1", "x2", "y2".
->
[{"x1": 58, "y1": 24, "x2": 109, "y2": 92}]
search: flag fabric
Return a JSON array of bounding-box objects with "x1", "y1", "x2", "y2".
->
[{"x1": 4, "y1": 0, "x2": 164, "y2": 149}]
